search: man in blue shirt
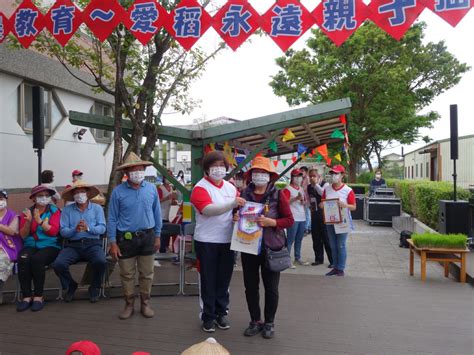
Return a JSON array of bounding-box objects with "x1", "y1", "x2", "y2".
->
[
  {"x1": 53, "y1": 182, "x2": 106, "y2": 303},
  {"x1": 108, "y1": 152, "x2": 162, "y2": 320}
]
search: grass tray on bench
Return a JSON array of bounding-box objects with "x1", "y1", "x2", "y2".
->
[{"x1": 411, "y1": 233, "x2": 467, "y2": 249}]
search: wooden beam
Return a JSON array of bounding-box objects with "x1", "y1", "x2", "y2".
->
[
  {"x1": 262, "y1": 131, "x2": 293, "y2": 150},
  {"x1": 303, "y1": 123, "x2": 321, "y2": 145}
]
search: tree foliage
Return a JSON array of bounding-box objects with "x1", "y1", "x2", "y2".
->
[
  {"x1": 269, "y1": 22, "x2": 469, "y2": 181},
  {"x1": 8, "y1": 0, "x2": 224, "y2": 200}
]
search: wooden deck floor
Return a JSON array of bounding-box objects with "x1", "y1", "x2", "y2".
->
[{"x1": 0, "y1": 268, "x2": 472, "y2": 355}]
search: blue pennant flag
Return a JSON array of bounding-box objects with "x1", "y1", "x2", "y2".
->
[
  {"x1": 235, "y1": 156, "x2": 246, "y2": 165},
  {"x1": 297, "y1": 143, "x2": 307, "y2": 156}
]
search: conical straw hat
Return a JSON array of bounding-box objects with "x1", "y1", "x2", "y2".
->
[
  {"x1": 116, "y1": 152, "x2": 153, "y2": 171},
  {"x1": 61, "y1": 181, "x2": 101, "y2": 202},
  {"x1": 181, "y1": 337, "x2": 230, "y2": 355}
]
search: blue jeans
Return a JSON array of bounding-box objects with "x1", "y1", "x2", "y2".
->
[
  {"x1": 287, "y1": 221, "x2": 305, "y2": 261},
  {"x1": 53, "y1": 239, "x2": 106, "y2": 292},
  {"x1": 305, "y1": 206, "x2": 311, "y2": 231},
  {"x1": 326, "y1": 225, "x2": 348, "y2": 271}
]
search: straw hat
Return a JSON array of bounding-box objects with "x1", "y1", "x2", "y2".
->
[
  {"x1": 116, "y1": 152, "x2": 153, "y2": 171},
  {"x1": 245, "y1": 156, "x2": 278, "y2": 180},
  {"x1": 29, "y1": 184, "x2": 57, "y2": 199},
  {"x1": 61, "y1": 181, "x2": 101, "y2": 202},
  {"x1": 181, "y1": 337, "x2": 230, "y2": 355}
]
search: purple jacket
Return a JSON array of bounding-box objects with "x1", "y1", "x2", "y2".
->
[{"x1": 0, "y1": 209, "x2": 23, "y2": 261}]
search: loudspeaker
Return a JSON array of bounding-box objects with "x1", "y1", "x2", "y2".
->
[
  {"x1": 32, "y1": 86, "x2": 44, "y2": 150},
  {"x1": 450, "y1": 104, "x2": 458, "y2": 160},
  {"x1": 469, "y1": 198, "x2": 474, "y2": 239},
  {"x1": 366, "y1": 197, "x2": 401, "y2": 223},
  {"x1": 438, "y1": 200, "x2": 469, "y2": 235},
  {"x1": 351, "y1": 195, "x2": 364, "y2": 220}
]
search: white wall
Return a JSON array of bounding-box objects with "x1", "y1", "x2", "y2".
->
[
  {"x1": 0, "y1": 72, "x2": 114, "y2": 189},
  {"x1": 439, "y1": 137, "x2": 474, "y2": 188},
  {"x1": 404, "y1": 150, "x2": 431, "y2": 181}
]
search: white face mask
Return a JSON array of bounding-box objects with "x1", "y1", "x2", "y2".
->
[
  {"x1": 209, "y1": 167, "x2": 227, "y2": 181},
  {"x1": 0, "y1": 200, "x2": 7, "y2": 209},
  {"x1": 252, "y1": 173, "x2": 270, "y2": 187},
  {"x1": 293, "y1": 176, "x2": 303, "y2": 185},
  {"x1": 36, "y1": 196, "x2": 52, "y2": 206},
  {"x1": 331, "y1": 174, "x2": 342, "y2": 184},
  {"x1": 74, "y1": 192, "x2": 88, "y2": 204},
  {"x1": 235, "y1": 179, "x2": 244, "y2": 188},
  {"x1": 375, "y1": 174, "x2": 382, "y2": 180},
  {"x1": 129, "y1": 170, "x2": 145, "y2": 184}
]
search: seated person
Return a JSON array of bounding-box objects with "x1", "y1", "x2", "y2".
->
[
  {"x1": 17, "y1": 185, "x2": 61, "y2": 312},
  {"x1": 370, "y1": 169, "x2": 387, "y2": 195},
  {"x1": 53, "y1": 181, "x2": 106, "y2": 303}
]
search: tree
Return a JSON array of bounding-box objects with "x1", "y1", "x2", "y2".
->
[
  {"x1": 269, "y1": 22, "x2": 469, "y2": 182},
  {"x1": 8, "y1": 0, "x2": 223, "y2": 200}
]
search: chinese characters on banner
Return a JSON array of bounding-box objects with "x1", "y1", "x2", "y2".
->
[{"x1": 2, "y1": 0, "x2": 473, "y2": 50}]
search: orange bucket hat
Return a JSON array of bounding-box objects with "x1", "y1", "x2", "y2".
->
[{"x1": 245, "y1": 156, "x2": 279, "y2": 180}]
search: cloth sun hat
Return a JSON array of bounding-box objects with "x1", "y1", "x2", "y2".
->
[
  {"x1": 61, "y1": 181, "x2": 101, "y2": 202},
  {"x1": 116, "y1": 152, "x2": 153, "y2": 171},
  {"x1": 0, "y1": 189, "x2": 7, "y2": 199},
  {"x1": 66, "y1": 340, "x2": 101, "y2": 355},
  {"x1": 181, "y1": 337, "x2": 230, "y2": 355},
  {"x1": 291, "y1": 168, "x2": 303, "y2": 176},
  {"x1": 329, "y1": 165, "x2": 345, "y2": 174},
  {"x1": 29, "y1": 184, "x2": 57, "y2": 199},
  {"x1": 72, "y1": 169, "x2": 83, "y2": 177},
  {"x1": 245, "y1": 156, "x2": 278, "y2": 180}
]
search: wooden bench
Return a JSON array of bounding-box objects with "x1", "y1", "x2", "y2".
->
[{"x1": 408, "y1": 239, "x2": 469, "y2": 283}]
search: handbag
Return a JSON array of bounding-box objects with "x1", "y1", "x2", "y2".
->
[{"x1": 265, "y1": 247, "x2": 292, "y2": 272}]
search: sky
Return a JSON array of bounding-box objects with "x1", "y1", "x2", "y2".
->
[{"x1": 159, "y1": 0, "x2": 474, "y2": 157}]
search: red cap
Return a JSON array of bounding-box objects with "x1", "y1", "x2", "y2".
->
[
  {"x1": 329, "y1": 165, "x2": 345, "y2": 174},
  {"x1": 66, "y1": 341, "x2": 101, "y2": 355},
  {"x1": 291, "y1": 169, "x2": 303, "y2": 176},
  {"x1": 72, "y1": 169, "x2": 83, "y2": 177}
]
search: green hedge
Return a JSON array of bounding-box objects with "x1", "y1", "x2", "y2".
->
[
  {"x1": 412, "y1": 233, "x2": 467, "y2": 249},
  {"x1": 348, "y1": 183, "x2": 369, "y2": 194},
  {"x1": 388, "y1": 180, "x2": 470, "y2": 230}
]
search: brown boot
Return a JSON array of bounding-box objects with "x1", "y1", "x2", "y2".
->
[
  {"x1": 140, "y1": 293, "x2": 154, "y2": 318},
  {"x1": 118, "y1": 295, "x2": 135, "y2": 320}
]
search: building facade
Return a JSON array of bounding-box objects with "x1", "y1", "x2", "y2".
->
[{"x1": 403, "y1": 135, "x2": 474, "y2": 188}]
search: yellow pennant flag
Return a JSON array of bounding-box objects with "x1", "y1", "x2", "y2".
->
[
  {"x1": 282, "y1": 129, "x2": 295, "y2": 142},
  {"x1": 334, "y1": 153, "x2": 342, "y2": 162}
]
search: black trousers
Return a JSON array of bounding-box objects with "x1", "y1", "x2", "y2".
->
[
  {"x1": 195, "y1": 241, "x2": 234, "y2": 323},
  {"x1": 311, "y1": 211, "x2": 333, "y2": 264},
  {"x1": 117, "y1": 229, "x2": 155, "y2": 259},
  {"x1": 18, "y1": 247, "x2": 60, "y2": 297},
  {"x1": 241, "y1": 251, "x2": 280, "y2": 324}
]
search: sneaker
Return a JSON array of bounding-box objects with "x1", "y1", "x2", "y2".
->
[
  {"x1": 295, "y1": 259, "x2": 310, "y2": 266},
  {"x1": 31, "y1": 300, "x2": 44, "y2": 312},
  {"x1": 64, "y1": 282, "x2": 78, "y2": 303},
  {"x1": 289, "y1": 263, "x2": 296, "y2": 269},
  {"x1": 215, "y1": 315, "x2": 230, "y2": 330},
  {"x1": 336, "y1": 270, "x2": 345, "y2": 277},
  {"x1": 16, "y1": 300, "x2": 32, "y2": 312},
  {"x1": 327, "y1": 264, "x2": 334, "y2": 269},
  {"x1": 244, "y1": 321, "x2": 263, "y2": 337},
  {"x1": 325, "y1": 268, "x2": 338, "y2": 276},
  {"x1": 262, "y1": 323, "x2": 275, "y2": 339},
  {"x1": 311, "y1": 261, "x2": 323, "y2": 266},
  {"x1": 202, "y1": 320, "x2": 216, "y2": 333}
]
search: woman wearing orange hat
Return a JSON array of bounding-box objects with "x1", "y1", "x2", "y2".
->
[
  {"x1": 321, "y1": 165, "x2": 356, "y2": 277},
  {"x1": 236, "y1": 156, "x2": 294, "y2": 339}
]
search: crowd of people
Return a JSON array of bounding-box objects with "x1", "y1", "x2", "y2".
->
[{"x1": 0, "y1": 150, "x2": 360, "y2": 340}]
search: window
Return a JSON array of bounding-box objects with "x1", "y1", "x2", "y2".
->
[
  {"x1": 411, "y1": 166, "x2": 414, "y2": 179},
  {"x1": 420, "y1": 163, "x2": 423, "y2": 178},
  {"x1": 426, "y1": 162, "x2": 429, "y2": 179},
  {"x1": 415, "y1": 164, "x2": 418, "y2": 178},
  {"x1": 18, "y1": 82, "x2": 66, "y2": 136},
  {"x1": 90, "y1": 102, "x2": 113, "y2": 143}
]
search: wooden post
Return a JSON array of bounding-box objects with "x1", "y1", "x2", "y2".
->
[
  {"x1": 421, "y1": 251, "x2": 427, "y2": 281},
  {"x1": 409, "y1": 246, "x2": 414, "y2": 276},
  {"x1": 460, "y1": 252, "x2": 466, "y2": 283},
  {"x1": 444, "y1": 262, "x2": 449, "y2": 278}
]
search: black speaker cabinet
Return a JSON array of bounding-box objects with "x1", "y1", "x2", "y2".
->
[
  {"x1": 469, "y1": 198, "x2": 474, "y2": 238},
  {"x1": 351, "y1": 195, "x2": 364, "y2": 220},
  {"x1": 32, "y1": 86, "x2": 45, "y2": 150},
  {"x1": 438, "y1": 200, "x2": 469, "y2": 235}
]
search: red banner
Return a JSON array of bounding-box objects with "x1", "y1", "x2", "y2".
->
[
  {"x1": 212, "y1": 0, "x2": 261, "y2": 51},
  {"x1": 312, "y1": 0, "x2": 370, "y2": 46},
  {"x1": 123, "y1": 0, "x2": 168, "y2": 45},
  {"x1": 260, "y1": 0, "x2": 314, "y2": 52},
  {"x1": 83, "y1": 0, "x2": 126, "y2": 42},
  {"x1": 0, "y1": 12, "x2": 12, "y2": 44},
  {"x1": 44, "y1": 0, "x2": 83, "y2": 47},
  {"x1": 11, "y1": 0, "x2": 45, "y2": 48},
  {"x1": 421, "y1": 0, "x2": 473, "y2": 27},
  {"x1": 163, "y1": 0, "x2": 212, "y2": 51},
  {"x1": 368, "y1": 0, "x2": 426, "y2": 40}
]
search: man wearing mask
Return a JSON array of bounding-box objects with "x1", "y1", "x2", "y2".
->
[
  {"x1": 108, "y1": 152, "x2": 162, "y2": 320},
  {"x1": 283, "y1": 169, "x2": 309, "y2": 267},
  {"x1": 307, "y1": 169, "x2": 333, "y2": 267},
  {"x1": 370, "y1": 169, "x2": 386, "y2": 195},
  {"x1": 53, "y1": 182, "x2": 106, "y2": 303}
]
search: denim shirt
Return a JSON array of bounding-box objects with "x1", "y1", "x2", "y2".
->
[{"x1": 60, "y1": 202, "x2": 106, "y2": 240}]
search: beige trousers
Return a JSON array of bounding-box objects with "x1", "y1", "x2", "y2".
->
[{"x1": 118, "y1": 255, "x2": 154, "y2": 296}]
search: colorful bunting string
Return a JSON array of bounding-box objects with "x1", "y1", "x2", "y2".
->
[
  {"x1": 282, "y1": 128, "x2": 296, "y2": 142},
  {"x1": 268, "y1": 140, "x2": 278, "y2": 153},
  {"x1": 297, "y1": 143, "x2": 307, "y2": 156},
  {"x1": 330, "y1": 129, "x2": 345, "y2": 140},
  {"x1": 334, "y1": 153, "x2": 342, "y2": 162}
]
